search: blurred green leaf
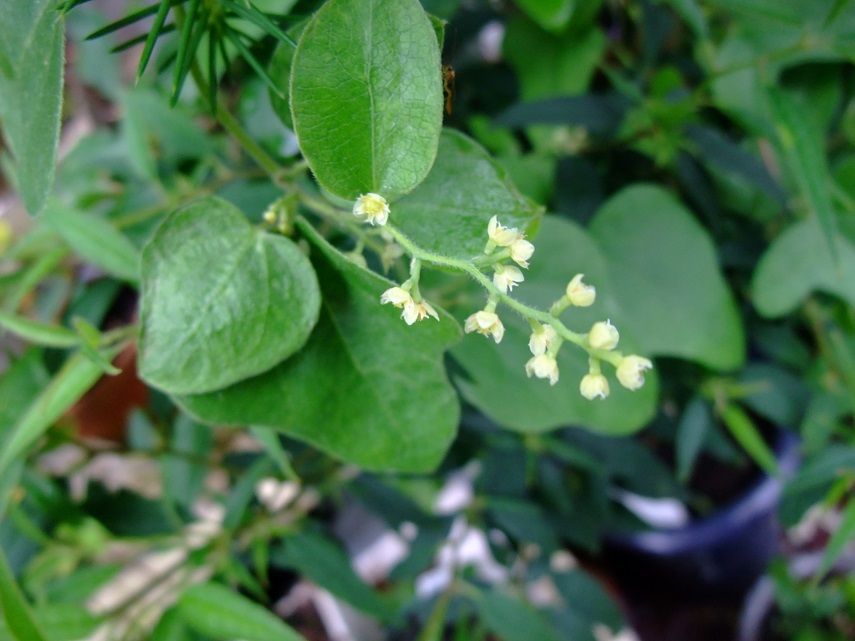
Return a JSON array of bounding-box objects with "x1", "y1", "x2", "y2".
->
[
  {"x1": 514, "y1": 0, "x2": 576, "y2": 32},
  {"x1": 497, "y1": 94, "x2": 629, "y2": 136},
  {"x1": 0, "y1": 351, "x2": 109, "y2": 477},
  {"x1": 720, "y1": 403, "x2": 777, "y2": 474},
  {"x1": 503, "y1": 18, "x2": 605, "y2": 101},
  {"x1": 42, "y1": 201, "x2": 140, "y2": 283},
  {"x1": 268, "y1": 20, "x2": 308, "y2": 129},
  {"x1": 272, "y1": 530, "x2": 396, "y2": 620},
  {"x1": 0, "y1": 313, "x2": 79, "y2": 348},
  {"x1": 0, "y1": 548, "x2": 50, "y2": 641},
  {"x1": 478, "y1": 589, "x2": 563, "y2": 641},
  {"x1": 768, "y1": 87, "x2": 838, "y2": 260},
  {"x1": 676, "y1": 397, "x2": 712, "y2": 483},
  {"x1": 589, "y1": 184, "x2": 745, "y2": 370},
  {"x1": 177, "y1": 582, "x2": 306, "y2": 641},
  {"x1": 686, "y1": 125, "x2": 784, "y2": 203},
  {"x1": 752, "y1": 219, "x2": 855, "y2": 317},
  {"x1": 816, "y1": 499, "x2": 855, "y2": 580},
  {"x1": 0, "y1": 0, "x2": 65, "y2": 214}
]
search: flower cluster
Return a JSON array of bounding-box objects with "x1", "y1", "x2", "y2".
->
[
  {"x1": 380, "y1": 285, "x2": 439, "y2": 325},
  {"x1": 364, "y1": 204, "x2": 653, "y2": 401}
]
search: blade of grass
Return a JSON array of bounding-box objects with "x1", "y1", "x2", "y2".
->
[
  {"x1": 171, "y1": 0, "x2": 204, "y2": 105},
  {"x1": 111, "y1": 24, "x2": 176, "y2": 53},
  {"x1": 768, "y1": 87, "x2": 839, "y2": 262},
  {"x1": 207, "y1": 29, "x2": 219, "y2": 115},
  {"x1": 0, "y1": 311, "x2": 79, "y2": 348},
  {"x1": 137, "y1": 0, "x2": 173, "y2": 82},
  {"x1": 815, "y1": 497, "x2": 855, "y2": 582},
  {"x1": 86, "y1": 1, "x2": 179, "y2": 40},
  {"x1": 720, "y1": 403, "x2": 778, "y2": 474},
  {"x1": 0, "y1": 547, "x2": 50, "y2": 641},
  {"x1": 221, "y1": 0, "x2": 296, "y2": 47},
  {"x1": 0, "y1": 349, "x2": 118, "y2": 477},
  {"x1": 226, "y1": 28, "x2": 285, "y2": 99}
]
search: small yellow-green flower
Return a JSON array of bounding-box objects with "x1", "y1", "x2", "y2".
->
[
  {"x1": 580, "y1": 373, "x2": 609, "y2": 400},
  {"x1": 588, "y1": 320, "x2": 619, "y2": 351},
  {"x1": 616, "y1": 355, "x2": 653, "y2": 390},
  {"x1": 465, "y1": 310, "x2": 505, "y2": 343},
  {"x1": 493, "y1": 264, "x2": 524, "y2": 293},
  {"x1": 353, "y1": 193, "x2": 390, "y2": 226},
  {"x1": 509, "y1": 238, "x2": 535, "y2": 268},
  {"x1": 528, "y1": 324, "x2": 558, "y2": 356},
  {"x1": 565, "y1": 273, "x2": 596, "y2": 307},
  {"x1": 525, "y1": 353, "x2": 559, "y2": 385},
  {"x1": 487, "y1": 216, "x2": 521, "y2": 247}
]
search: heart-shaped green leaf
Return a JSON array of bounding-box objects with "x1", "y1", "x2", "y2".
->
[
  {"x1": 452, "y1": 216, "x2": 658, "y2": 435},
  {"x1": 751, "y1": 218, "x2": 855, "y2": 317},
  {"x1": 178, "y1": 219, "x2": 461, "y2": 473},
  {"x1": 289, "y1": 0, "x2": 443, "y2": 200},
  {"x1": 394, "y1": 129, "x2": 542, "y2": 260},
  {"x1": 589, "y1": 184, "x2": 745, "y2": 371},
  {"x1": 139, "y1": 197, "x2": 321, "y2": 395}
]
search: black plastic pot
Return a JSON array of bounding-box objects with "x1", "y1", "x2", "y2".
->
[{"x1": 601, "y1": 431, "x2": 801, "y2": 598}]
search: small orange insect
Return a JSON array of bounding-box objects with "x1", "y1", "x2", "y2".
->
[{"x1": 442, "y1": 64, "x2": 455, "y2": 116}]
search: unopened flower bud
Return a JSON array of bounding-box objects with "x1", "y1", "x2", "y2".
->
[
  {"x1": 588, "y1": 320, "x2": 619, "y2": 351},
  {"x1": 580, "y1": 373, "x2": 609, "y2": 400},
  {"x1": 565, "y1": 274, "x2": 596, "y2": 307},
  {"x1": 510, "y1": 238, "x2": 535, "y2": 268}
]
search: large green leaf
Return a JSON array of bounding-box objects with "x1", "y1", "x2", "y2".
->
[
  {"x1": 589, "y1": 184, "x2": 745, "y2": 370},
  {"x1": 289, "y1": 0, "x2": 443, "y2": 200},
  {"x1": 178, "y1": 219, "x2": 460, "y2": 473},
  {"x1": 0, "y1": 0, "x2": 65, "y2": 214},
  {"x1": 42, "y1": 201, "x2": 140, "y2": 283},
  {"x1": 394, "y1": 129, "x2": 542, "y2": 260},
  {"x1": 139, "y1": 197, "x2": 321, "y2": 395},
  {"x1": 177, "y1": 583, "x2": 306, "y2": 641},
  {"x1": 452, "y1": 216, "x2": 658, "y2": 435},
  {"x1": 751, "y1": 219, "x2": 855, "y2": 317}
]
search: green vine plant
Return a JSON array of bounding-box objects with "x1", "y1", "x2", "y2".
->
[{"x1": 1, "y1": 0, "x2": 654, "y2": 476}]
